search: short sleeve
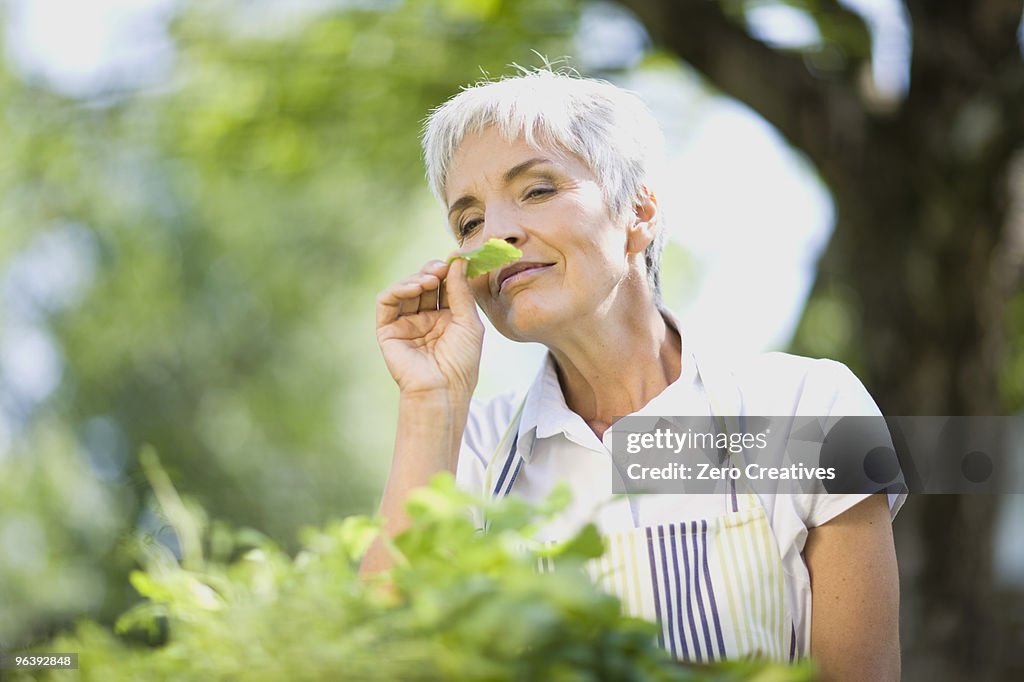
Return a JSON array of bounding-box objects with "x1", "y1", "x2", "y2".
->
[{"x1": 792, "y1": 359, "x2": 907, "y2": 528}]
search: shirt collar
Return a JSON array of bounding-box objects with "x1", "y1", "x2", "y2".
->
[{"x1": 515, "y1": 307, "x2": 699, "y2": 459}]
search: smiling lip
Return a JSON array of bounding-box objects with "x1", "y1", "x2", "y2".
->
[{"x1": 496, "y1": 261, "x2": 553, "y2": 292}]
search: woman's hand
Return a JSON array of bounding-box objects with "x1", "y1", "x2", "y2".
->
[
  {"x1": 376, "y1": 256, "x2": 484, "y2": 399},
  {"x1": 362, "y1": 257, "x2": 483, "y2": 578}
]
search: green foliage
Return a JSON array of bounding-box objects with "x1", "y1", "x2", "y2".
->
[
  {"x1": 789, "y1": 283, "x2": 864, "y2": 374},
  {"x1": 0, "y1": 0, "x2": 583, "y2": 641},
  {"x1": 451, "y1": 238, "x2": 524, "y2": 277},
  {"x1": 9, "y1": 474, "x2": 814, "y2": 681},
  {"x1": 0, "y1": 421, "x2": 130, "y2": 647}
]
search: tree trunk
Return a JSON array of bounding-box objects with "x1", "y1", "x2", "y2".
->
[{"x1": 615, "y1": 0, "x2": 1024, "y2": 679}]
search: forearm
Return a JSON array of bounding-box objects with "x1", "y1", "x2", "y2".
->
[{"x1": 359, "y1": 390, "x2": 471, "y2": 577}]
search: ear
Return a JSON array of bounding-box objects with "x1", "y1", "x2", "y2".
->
[{"x1": 625, "y1": 186, "x2": 659, "y2": 255}]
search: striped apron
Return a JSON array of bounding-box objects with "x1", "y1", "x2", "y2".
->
[{"x1": 480, "y1": 357, "x2": 799, "y2": 663}]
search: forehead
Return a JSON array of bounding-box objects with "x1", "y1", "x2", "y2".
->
[{"x1": 444, "y1": 127, "x2": 585, "y2": 200}]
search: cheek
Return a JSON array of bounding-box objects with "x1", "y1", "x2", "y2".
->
[{"x1": 468, "y1": 278, "x2": 490, "y2": 304}]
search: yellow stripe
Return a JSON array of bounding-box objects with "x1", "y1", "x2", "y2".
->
[
  {"x1": 741, "y1": 499, "x2": 770, "y2": 655},
  {"x1": 612, "y1": 532, "x2": 632, "y2": 616},
  {"x1": 758, "y1": 515, "x2": 787, "y2": 659},
  {"x1": 741, "y1": 510, "x2": 772, "y2": 658},
  {"x1": 741, "y1": 515, "x2": 768, "y2": 658},
  {"x1": 750, "y1": 513, "x2": 780, "y2": 660},
  {"x1": 714, "y1": 514, "x2": 748, "y2": 655},
  {"x1": 730, "y1": 510, "x2": 764, "y2": 657},
  {"x1": 627, "y1": 532, "x2": 645, "y2": 620},
  {"x1": 764, "y1": 516, "x2": 786, "y2": 659}
]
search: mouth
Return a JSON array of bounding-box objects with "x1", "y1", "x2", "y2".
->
[{"x1": 496, "y1": 261, "x2": 554, "y2": 293}]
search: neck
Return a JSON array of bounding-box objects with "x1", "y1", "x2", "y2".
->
[{"x1": 546, "y1": 300, "x2": 682, "y2": 438}]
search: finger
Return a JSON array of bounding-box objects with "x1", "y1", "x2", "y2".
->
[
  {"x1": 420, "y1": 259, "x2": 450, "y2": 278},
  {"x1": 377, "y1": 278, "x2": 426, "y2": 307},
  {"x1": 377, "y1": 296, "x2": 399, "y2": 327},
  {"x1": 444, "y1": 256, "x2": 477, "y2": 318},
  {"x1": 418, "y1": 273, "x2": 441, "y2": 311},
  {"x1": 418, "y1": 259, "x2": 451, "y2": 309},
  {"x1": 400, "y1": 272, "x2": 444, "y2": 316},
  {"x1": 376, "y1": 278, "x2": 431, "y2": 325},
  {"x1": 377, "y1": 287, "x2": 409, "y2": 327},
  {"x1": 419, "y1": 287, "x2": 439, "y2": 311},
  {"x1": 398, "y1": 295, "x2": 418, "y2": 316}
]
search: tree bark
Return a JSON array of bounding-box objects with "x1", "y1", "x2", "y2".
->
[{"x1": 615, "y1": 1, "x2": 1024, "y2": 679}]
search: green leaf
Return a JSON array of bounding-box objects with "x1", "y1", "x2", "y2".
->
[
  {"x1": 449, "y1": 238, "x2": 523, "y2": 278},
  {"x1": 537, "y1": 523, "x2": 605, "y2": 561},
  {"x1": 129, "y1": 571, "x2": 174, "y2": 603},
  {"x1": 114, "y1": 602, "x2": 167, "y2": 639}
]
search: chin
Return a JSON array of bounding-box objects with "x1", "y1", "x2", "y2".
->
[{"x1": 489, "y1": 299, "x2": 568, "y2": 343}]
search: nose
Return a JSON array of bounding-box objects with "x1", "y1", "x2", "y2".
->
[{"x1": 481, "y1": 203, "x2": 526, "y2": 246}]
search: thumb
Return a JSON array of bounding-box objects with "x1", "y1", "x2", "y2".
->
[{"x1": 443, "y1": 256, "x2": 479, "y2": 319}]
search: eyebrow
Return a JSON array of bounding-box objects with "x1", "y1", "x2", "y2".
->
[{"x1": 447, "y1": 157, "x2": 554, "y2": 219}]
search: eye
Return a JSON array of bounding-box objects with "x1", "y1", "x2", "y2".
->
[
  {"x1": 524, "y1": 186, "x2": 554, "y2": 200},
  {"x1": 458, "y1": 217, "x2": 483, "y2": 238}
]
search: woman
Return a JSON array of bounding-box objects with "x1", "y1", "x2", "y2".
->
[{"x1": 363, "y1": 69, "x2": 902, "y2": 681}]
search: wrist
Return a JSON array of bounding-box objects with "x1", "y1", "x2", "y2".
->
[
  {"x1": 398, "y1": 386, "x2": 473, "y2": 410},
  {"x1": 394, "y1": 390, "x2": 471, "y2": 474}
]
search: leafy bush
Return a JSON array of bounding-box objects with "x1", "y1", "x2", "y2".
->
[
  {"x1": 0, "y1": 422, "x2": 129, "y2": 648},
  {"x1": 9, "y1": 464, "x2": 814, "y2": 681}
]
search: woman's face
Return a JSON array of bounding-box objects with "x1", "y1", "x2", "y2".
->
[{"x1": 445, "y1": 126, "x2": 646, "y2": 342}]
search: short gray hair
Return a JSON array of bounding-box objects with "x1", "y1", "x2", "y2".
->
[{"x1": 421, "y1": 67, "x2": 667, "y2": 302}]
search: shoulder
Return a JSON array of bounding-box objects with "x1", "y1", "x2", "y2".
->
[
  {"x1": 724, "y1": 353, "x2": 904, "y2": 526},
  {"x1": 728, "y1": 352, "x2": 882, "y2": 417}
]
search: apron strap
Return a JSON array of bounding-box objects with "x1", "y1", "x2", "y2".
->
[
  {"x1": 483, "y1": 397, "x2": 527, "y2": 499},
  {"x1": 480, "y1": 397, "x2": 527, "y2": 532},
  {"x1": 689, "y1": 344, "x2": 758, "y2": 512}
]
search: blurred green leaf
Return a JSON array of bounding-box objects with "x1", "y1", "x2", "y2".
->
[{"x1": 12, "y1": 475, "x2": 814, "y2": 681}]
